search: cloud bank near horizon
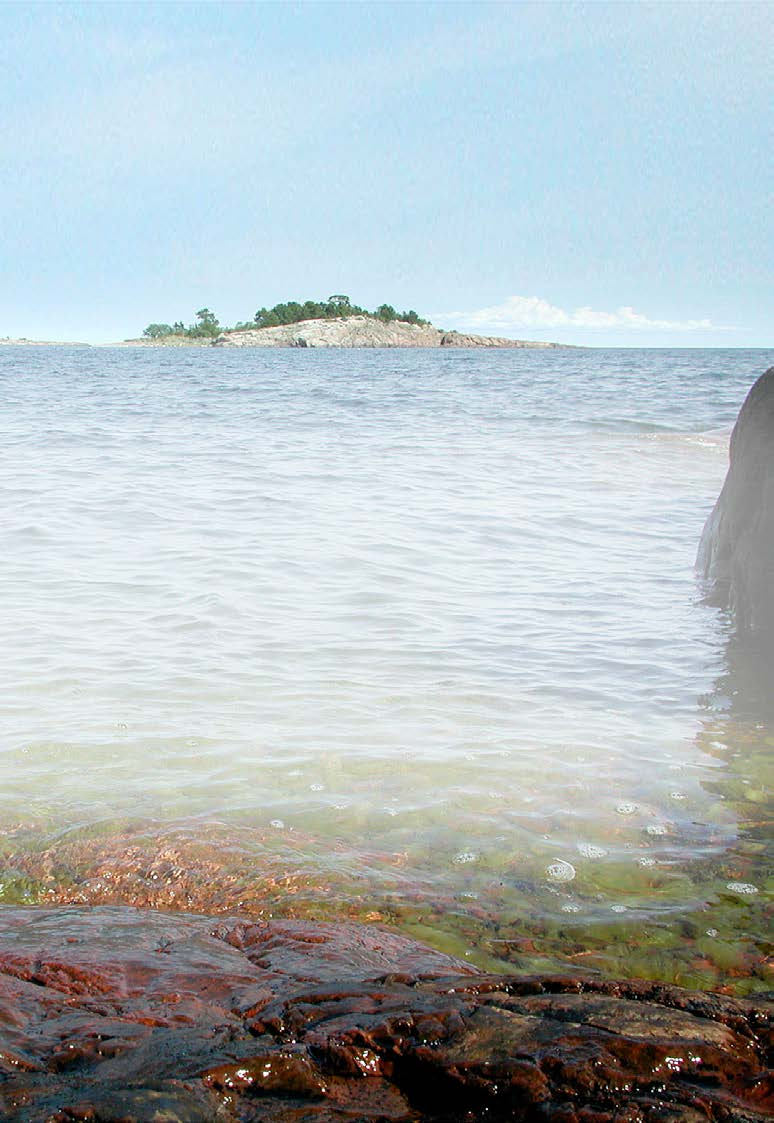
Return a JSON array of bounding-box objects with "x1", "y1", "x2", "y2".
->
[{"x1": 442, "y1": 296, "x2": 722, "y2": 334}]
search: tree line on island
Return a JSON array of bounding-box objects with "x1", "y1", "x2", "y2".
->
[{"x1": 142, "y1": 295, "x2": 429, "y2": 340}]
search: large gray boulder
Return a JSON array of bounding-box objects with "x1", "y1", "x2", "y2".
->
[{"x1": 698, "y1": 366, "x2": 774, "y2": 640}]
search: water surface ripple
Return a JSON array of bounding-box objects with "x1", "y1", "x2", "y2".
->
[{"x1": 1, "y1": 346, "x2": 771, "y2": 990}]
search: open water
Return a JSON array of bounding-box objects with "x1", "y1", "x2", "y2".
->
[{"x1": 0, "y1": 345, "x2": 771, "y2": 990}]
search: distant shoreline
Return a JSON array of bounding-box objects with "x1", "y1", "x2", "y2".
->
[
  {"x1": 2, "y1": 315, "x2": 569, "y2": 350},
  {"x1": 3, "y1": 337, "x2": 770, "y2": 351},
  {"x1": 0, "y1": 337, "x2": 93, "y2": 347},
  {"x1": 118, "y1": 316, "x2": 567, "y2": 349}
]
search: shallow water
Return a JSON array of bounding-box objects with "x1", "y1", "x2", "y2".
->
[{"x1": 1, "y1": 345, "x2": 771, "y2": 990}]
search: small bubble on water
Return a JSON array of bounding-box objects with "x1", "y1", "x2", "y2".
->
[
  {"x1": 384, "y1": 807, "x2": 398, "y2": 817},
  {"x1": 309, "y1": 783, "x2": 324, "y2": 792},
  {"x1": 459, "y1": 891, "x2": 479, "y2": 900},
  {"x1": 576, "y1": 842, "x2": 608, "y2": 859},
  {"x1": 561, "y1": 902, "x2": 580, "y2": 913},
  {"x1": 616, "y1": 801, "x2": 638, "y2": 816},
  {"x1": 546, "y1": 860, "x2": 576, "y2": 882},
  {"x1": 705, "y1": 928, "x2": 718, "y2": 938},
  {"x1": 610, "y1": 904, "x2": 628, "y2": 913},
  {"x1": 269, "y1": 819, "x2": 284, "y2": 829},
  {"x1": 669, "y1": 791, "x2": 687, "y2": 801},
  {"x1": 453, "y1": 851, "x2": 478, "y2": 865},
  {"x1": 646, "y1": 823, "x2": 669, "y2": 836},
  {"x1": 726, "y1": 882, "x2": 758, "y2": 895},
  {"x1": 638, "y1": 857, "x2": 656, "y2": 867},
  {"x1": 488, "y1": 791, "x2": 504, "y2": 800}
]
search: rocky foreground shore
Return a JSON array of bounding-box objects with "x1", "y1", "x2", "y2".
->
[
  {"x1": 0, "y1": 906, "x2": 770, "y2": 1122},
  {"x1": 212, "y1": 316, "x2": 562, "y2": 349}
]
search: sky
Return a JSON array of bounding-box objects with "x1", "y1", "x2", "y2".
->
[{"x1": 1, "y1": 1, "x2": 771, "y2": 346}]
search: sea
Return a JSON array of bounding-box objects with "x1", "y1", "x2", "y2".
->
[{"x1": 1, "y1": 345, "x2": 771, "y2": 992}]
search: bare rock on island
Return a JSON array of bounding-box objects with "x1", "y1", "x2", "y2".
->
[
  {"x1": 0, "y1": 906, "x2": 770, "y2": 1122},
  {"x1": 213, "y1": 316, "x2": 563, "y2": 349},
  {"x1": 698, "y1": 366, "x2": 774, "y2": 641}
]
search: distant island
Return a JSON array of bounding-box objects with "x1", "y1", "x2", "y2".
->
[
  {"x1": 1, "y1": 296, "x2": 567, "y2": 349},
  {"x1": 129, "y1": 296, "x2": 565, "y2": 349}
]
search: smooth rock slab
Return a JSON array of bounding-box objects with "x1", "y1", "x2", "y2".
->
[
  {"x1": 211, "y1": 316, "x2": 562, "y2": 349},
  {"x1": 0, "y1": 907, "x2": 770, "y2": 1122}
]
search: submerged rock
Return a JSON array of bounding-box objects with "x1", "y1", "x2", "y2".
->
[
  {"x1": 699, "y1": 366, "x2": 774, "y2": 642},
  {"x1": 0, "y1": 906, "x2": 770, "y2": 1121}
]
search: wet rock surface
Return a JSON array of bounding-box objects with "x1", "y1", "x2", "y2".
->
[
  {"x1": 699, "y1": 365, "x2": 774, "y2": 642},
  {"x1": 0, "y1": 907, "x2": 770, "y2": 1122}
]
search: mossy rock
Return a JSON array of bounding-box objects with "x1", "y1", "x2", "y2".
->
[{"x1": 0, "y1": 874, "x2": 45, "y2": 904}]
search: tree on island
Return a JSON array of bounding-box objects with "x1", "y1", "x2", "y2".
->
[
  {"x1": 142, "y1": 323, "x2": 176, "y2": 339},
  {"x1": 143, "y1": 309, "x2": 220, "y2": 340},
  {"x1": 141, "y1": 297, "x2": 427, "y2": 341},
  {"x1": 252, "y1": 295, "x2": 427, "y2": 330},
  {"x1": 188, "y1": 308, "x2": 220, "y2": 337}
]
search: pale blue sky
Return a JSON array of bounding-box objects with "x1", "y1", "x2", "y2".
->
[{"x1": 2, "y1": 1, "x2": 771, "y2": 345}]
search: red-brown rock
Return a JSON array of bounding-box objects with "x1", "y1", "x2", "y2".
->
[{"x1": 0, "y1": 907, "x2": 769, "y2": 1122}]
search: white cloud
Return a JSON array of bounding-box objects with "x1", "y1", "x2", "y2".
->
[{"x1": 445, "y1": 295, "x2": 720, "y2": 333}]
